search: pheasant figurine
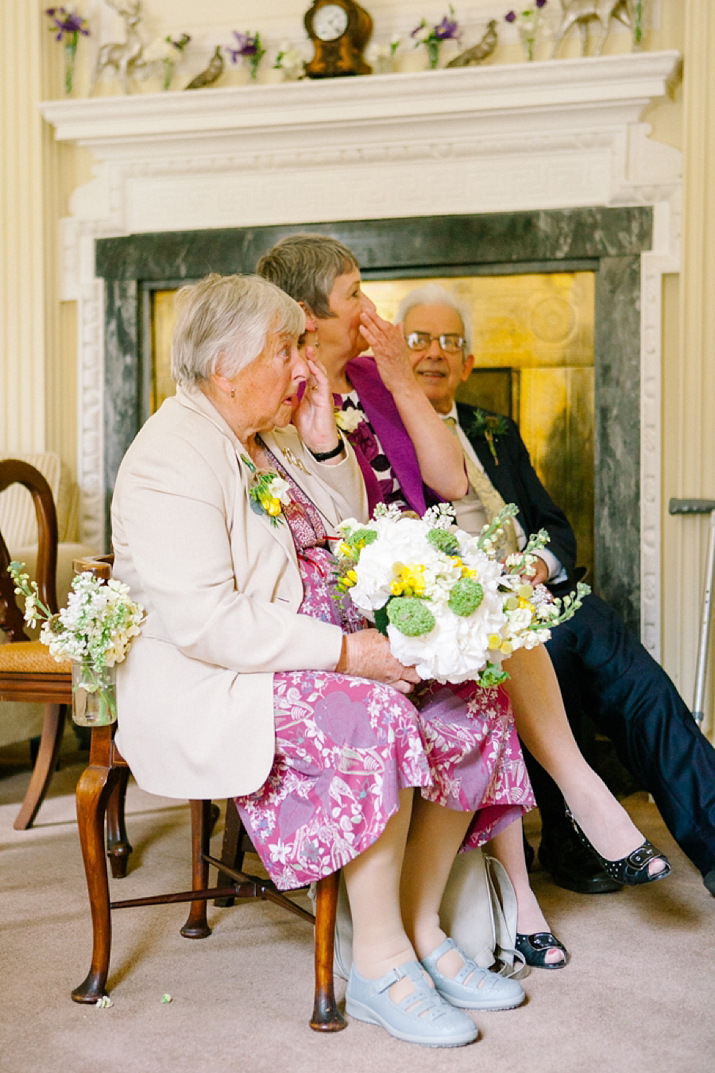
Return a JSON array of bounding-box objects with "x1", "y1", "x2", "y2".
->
[
  {"x1": 447, "y1": 20, "x2": 498, "y2": 67},
  {"x1": 184, "y1": 45, "x2": 224, "y2": 89}
]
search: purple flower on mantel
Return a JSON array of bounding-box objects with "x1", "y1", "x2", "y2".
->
[
  {"x1": 506, "y1": 0, "x2": 547, "y2": 21},
  {"x1": 169, "y1": 33, "x2": 191, "y2": 53},
  {"x1": 45, "y1": 7, "x2": 90, "y2": 42},
  {"x1": 411, "y1": 6, "x2": 461, "y2": 46},
  {"x1": 434, "y1": 15, "x2": 460, "y2": 41},
  {"x1": 226, "y1": 31, "x2": 259, "y2": 62},
  {"x1": 226, "y1": 30, "x2": 266, "y2": 77}
]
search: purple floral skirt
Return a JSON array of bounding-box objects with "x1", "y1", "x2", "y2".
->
[{"x1": 235, "y1": 552, "x2": 533, "y2": 891}]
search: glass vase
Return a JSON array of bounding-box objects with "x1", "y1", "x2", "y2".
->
[
  {"x1": 426, "y1": 40, "x2": 440, "y2": 70},
  {"x1": 518, "y1": 20, "x2": 539, "y2": 62},
  {"x1": 64, "y1": 38, "x2": 78, "y2": 95},
  {"x1": 632, "y1": 0, "x2": 649, "y2": 51},
  {"x1": 72, "y1": 660, "x2": 117, "y2": 727},
  {"x1": 162, "y1": 58, "x2": 175, "y2": 91}
]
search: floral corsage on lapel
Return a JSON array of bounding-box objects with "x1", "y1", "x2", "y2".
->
[
  {"x1": 334, "y1": 407, "x2": 363, "y2": 434},
  {"x1": 470, "y1": 409, "x2": 510, "y2": 465},
  {"x1": 241, "y1": 454, "x2": 291, "y2": 526}
]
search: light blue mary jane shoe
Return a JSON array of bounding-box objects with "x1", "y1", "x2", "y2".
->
[
  {"x1": 345, "y1": 960, "x2": 478, "y2": 1047},
  {"x1": 421, "y1": 938, "x2": 525, "y2": 1011}
]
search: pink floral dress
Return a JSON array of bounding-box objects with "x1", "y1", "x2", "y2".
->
[{"x1": 235, "y1": 455, "x2": 534, "y2": 892}]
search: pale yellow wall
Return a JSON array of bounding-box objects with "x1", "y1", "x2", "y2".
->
[
  {"x1": 1, "y1": 3, "x2": 49, "y2": 456},
  {"x1": 3, "y1": 1, "x2": 713, "y2": 729},
  {"x1": 664, "y1": 0, "x2": 715, "y2": 738}
]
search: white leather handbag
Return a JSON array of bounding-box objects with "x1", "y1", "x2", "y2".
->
[{"x1": 316, "y1": 846, "x2": 524, "y2": 981}]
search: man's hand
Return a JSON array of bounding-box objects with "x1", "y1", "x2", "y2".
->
[{"x1": 528, "y1": 556, "x2": 550, "y2": 586}]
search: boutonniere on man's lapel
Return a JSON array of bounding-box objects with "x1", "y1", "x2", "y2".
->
[
  {"x1": 241, "y1": 454, "x2": 291, "y2": 526},
  {"x1": 469, "y1": 410, "x2": 510, "y2": 465}
]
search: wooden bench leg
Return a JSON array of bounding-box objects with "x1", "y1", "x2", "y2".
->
[
  {"x1": 106, "y1": 767, "x2": 133, "y2": 878},
  {"x1": 180, "y1": 799, "x2": 212, "y2": 939},
  {"x1": 310, "y1": 870, "x2": 346, "y2": 1032},
  {"x1": 13, "y1": 703, "x2": 66, "y2": 831},
  {"x1": 72, "y1": 759, "x2": 120, "y2": 1003}
]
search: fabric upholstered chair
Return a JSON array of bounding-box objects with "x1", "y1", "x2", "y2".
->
[
  {"x1": 71, "y1": 556, "x2": 344, "y2": 1033},
  {"x1": 0, "y1": 459, "x2": 73, "y2": 830}
]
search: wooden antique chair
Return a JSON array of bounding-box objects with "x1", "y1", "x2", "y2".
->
[
  {"x1": 0, "y1": 459, "x2": 72, "y2": 830},
  {"x1": 71, "y1": 556, "x2": 344, "y2": 1032}
]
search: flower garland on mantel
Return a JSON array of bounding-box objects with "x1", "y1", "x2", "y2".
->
[{"x1": 53, "y1": 0, "x2": 652, "y2": 98}]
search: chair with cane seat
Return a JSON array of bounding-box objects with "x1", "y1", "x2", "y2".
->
[
  {"x1": 0, "y1": 459, "x2": 72, "y2": 830},
  {"x1": 70, "y1": 555, "x2": 344, "y2": 1032}
]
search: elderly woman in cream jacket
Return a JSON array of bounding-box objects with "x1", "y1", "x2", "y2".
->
[{"x1": 111, "y1": 273, "x2": 530, "y2": 1048}]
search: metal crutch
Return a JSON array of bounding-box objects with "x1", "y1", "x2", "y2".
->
[{"x1": 668, "y1": 498, "x2": 715, "y2": 728}]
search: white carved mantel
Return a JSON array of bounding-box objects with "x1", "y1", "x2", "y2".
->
[{"x1": 39, "y1": 50, "x2": 682, "y2": 656}]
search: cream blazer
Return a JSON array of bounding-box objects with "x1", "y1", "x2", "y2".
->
[{"x1": 111, "y1": 387, "x2": 367, "y2": 800}]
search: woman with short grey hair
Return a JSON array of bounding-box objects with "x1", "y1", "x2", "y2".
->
[
  {"x1": 111, "y1": 270, "x2": 533, "y2": 1048},
  {"x1": 170, "y1": 272, "x2": 304, "y2": 386}
]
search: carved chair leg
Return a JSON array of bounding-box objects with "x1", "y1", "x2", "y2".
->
[
  {"x1": 13, "y1": 703, "x2": 66, "y2": 831},
  {"x1": 180, "y1": 799, "x2": 212, "y2": 939},
  {"x1": 214, "y1": 798, "x2": 245, "y2": 908},
  {"x1": 310, "y1": 870, "x2": 346, "y2": 1032},
  {"x1": 106, "y1": 767, "x2": 133, "y2": 878},
  {"x1": 72, "y1": 761, "x2": 121, "y2": 1003}
]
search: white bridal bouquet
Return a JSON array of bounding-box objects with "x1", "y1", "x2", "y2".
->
[
  {"x1": 8, "y1": 562, "x2": 144, "y2": 723},
  {"x1": 334, "y1": 503, "x2": 589, "y2": 685}
]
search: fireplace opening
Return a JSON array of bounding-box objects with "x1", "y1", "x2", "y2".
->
[{"x1": 149, "y1": 269, "x2": 595, "y2": 580}]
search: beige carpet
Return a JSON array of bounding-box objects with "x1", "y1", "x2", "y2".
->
[{"x1": 1, "y1": 731, "x2": 714, "y2": 1073}]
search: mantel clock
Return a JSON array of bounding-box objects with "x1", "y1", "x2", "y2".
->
[{"x1": 304, "y1": 0, "x2": 373, "y2": 78}]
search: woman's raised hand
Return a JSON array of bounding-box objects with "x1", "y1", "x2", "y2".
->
[
  {"x1": 292, "y1": 352, "x2": 342, "y2": 457},
  {"x1": 336, "y1": 629, "x2": 421, "y2": 695},
  {"x1": 359, "y1": 309, "x2": 415, "y2": 395}
]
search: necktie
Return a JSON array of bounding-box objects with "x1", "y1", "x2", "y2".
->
[{"x1": 443, "y1": 416, "x2": 518, "y2": 554}]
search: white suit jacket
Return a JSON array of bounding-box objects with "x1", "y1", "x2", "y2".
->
[{"x1": 111, "y1": 386, "x2": 367, "y2": 799}]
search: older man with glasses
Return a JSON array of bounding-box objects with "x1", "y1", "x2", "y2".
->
[{"x1": 400, "y1": 282, "x2": 715, "y2": 900}]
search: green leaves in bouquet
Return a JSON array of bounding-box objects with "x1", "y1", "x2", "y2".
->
[{"x1": 374, "y1": 605, "x2": 389, "y2": 636}]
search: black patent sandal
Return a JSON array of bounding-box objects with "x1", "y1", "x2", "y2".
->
[
  {"x1": 515, "y1": 932, "x2": 569, "y2": 970},
  {"x1": 565, "y1": 808, "x2": 672, "y2": 886}
]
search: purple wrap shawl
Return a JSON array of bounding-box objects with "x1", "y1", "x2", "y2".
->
[{"x1": 345, "y1": 355, "x2": 435, "y2": 516}]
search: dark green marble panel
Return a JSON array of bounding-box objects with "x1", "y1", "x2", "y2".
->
[
  {"x1": 95, "y1": 207, "x2": 653, "y2": 280},
  {"x1": 594, "y1": 255, "x2": 642, "y2": 634},
  {"x1": 103, "y1": 280, "x2": 141, "y2": 537}
]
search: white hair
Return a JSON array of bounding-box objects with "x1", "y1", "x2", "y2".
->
[
  {"x1": 397, "y1": 283, "x2": 473, "y2": 353},
  {"x1": 170, "y1": 273, "x2": 305, "y2": 387}
]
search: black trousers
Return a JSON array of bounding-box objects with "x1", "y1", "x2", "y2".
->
[{"x1": 524, "y1": 592, "x2": 715, "y2": 878}]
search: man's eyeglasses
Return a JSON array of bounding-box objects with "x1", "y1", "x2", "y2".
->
[{"x1": 405, "y1": 332, "x2": 466, "y2": 354}]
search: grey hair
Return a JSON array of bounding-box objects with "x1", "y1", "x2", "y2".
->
[
  {"x1": 170, "y1": 273, "x2": 305, "y2": 387},
  {"x1": 397, "y1": 283, "x2": 473, "y2": 353},
  {"x1": 256, "y1": 234, "x2": 359, "y2": 319}
]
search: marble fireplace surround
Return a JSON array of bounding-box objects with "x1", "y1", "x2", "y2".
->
[{"x1": 39, "y1": 50, "x2": 682, "y2": 654}]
